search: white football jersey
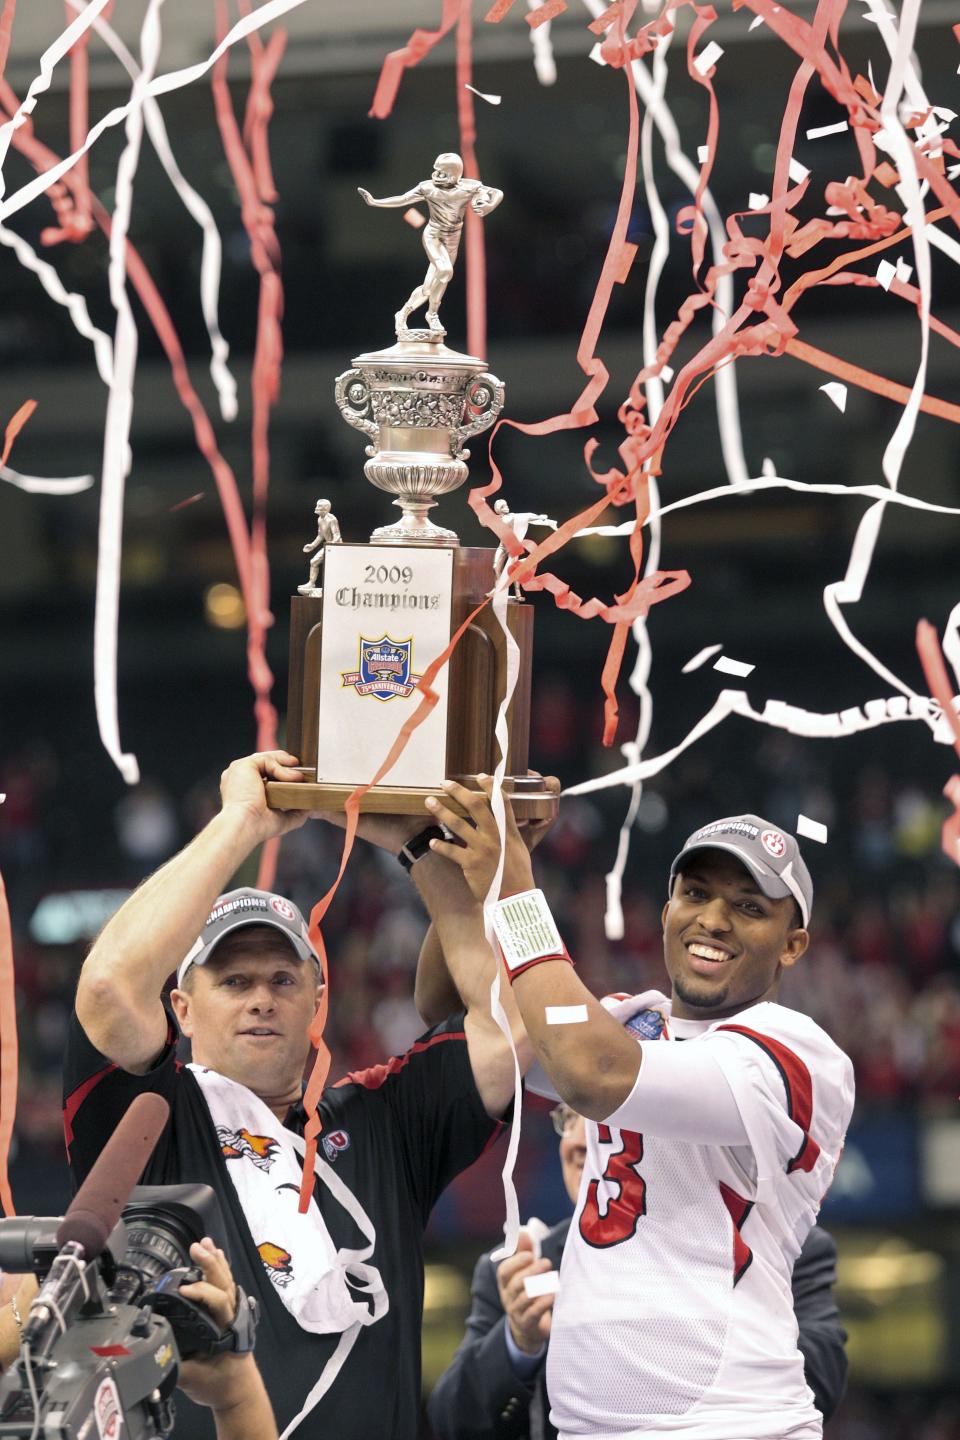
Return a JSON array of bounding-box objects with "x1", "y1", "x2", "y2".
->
[{"x1": 543, "y1": 991, "x2": 854, "y2": 1440}]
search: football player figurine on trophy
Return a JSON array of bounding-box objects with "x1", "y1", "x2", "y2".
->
[
  {"x1": 267, "y1": 158, "x2": 555, "y2": 820},
  {"x1": 492, "y1": 498, "x2": 558, "y2": 602},
  {"x1": 358, "y1": 153, "x2": 503, "y2": 337},
  {"x1": 298, "y1": 499, "x2": 342, "y2": 597}
]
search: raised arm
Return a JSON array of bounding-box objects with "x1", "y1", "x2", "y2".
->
[
  {"x1": 357, "y1": 184, "x2": 424, "y2": 209},
  {"x1": 76, "y1": 752, "x2": 309, "y2": 1074},
  {"x1": 427, "y1": 782, "x2": 642, "y2": 1122},
  {"x1": 411, "y1": 852, "x2": 532, "y2": 1117}
]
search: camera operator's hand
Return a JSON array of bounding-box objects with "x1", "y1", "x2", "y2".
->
[{"x1": 176, "y1": 1239, "x2": 277, "y2": 1440}]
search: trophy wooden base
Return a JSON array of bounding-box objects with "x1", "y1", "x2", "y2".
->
[
  {"x1": 265, "y1": 773, "x2": 557, "y2": 821},
  {"x1": 270, "y1": 546, "x2": 556, "y2": 820}
]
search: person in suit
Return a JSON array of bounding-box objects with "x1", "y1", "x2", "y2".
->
[{"x1": 428, "y1": 1103, "x2": 847, "y2": 1440}]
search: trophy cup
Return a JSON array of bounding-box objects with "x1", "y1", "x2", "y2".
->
[{"x1": 266, "y1": 154, "x2": 556, "y2": 819}]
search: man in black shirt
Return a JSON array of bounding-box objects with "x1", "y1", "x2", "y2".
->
[{"x1": 63, "y1": 751, "x2": 524, "y2": 1440}]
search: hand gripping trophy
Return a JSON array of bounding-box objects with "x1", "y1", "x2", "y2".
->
[
  {"x1": 358, "y1": 153, "x2": 503, "y2": 337},
  {"x1": 297, "y1": 498, "x2": 342, "y2": 597}
]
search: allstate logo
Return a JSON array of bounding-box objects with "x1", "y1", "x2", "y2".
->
[{"x1": 341, "y1": 635, "x2": 421, "y2": 701}]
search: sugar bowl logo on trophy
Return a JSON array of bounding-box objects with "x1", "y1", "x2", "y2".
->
[{"x1": 265, "y1": 153, "x2": 556, "y2": 820}]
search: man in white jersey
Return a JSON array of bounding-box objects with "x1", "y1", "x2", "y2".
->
[{"x1": 425, "y1": 790, "x2": 855, "y2": 1440}]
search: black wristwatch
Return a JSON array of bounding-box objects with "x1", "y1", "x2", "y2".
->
[
  {"x1": 397, "y1": 825, "x2": 449, "y2": 872},
  {"x1": 210, "y1": 1287, "x2": 259, "y2": 1356}
]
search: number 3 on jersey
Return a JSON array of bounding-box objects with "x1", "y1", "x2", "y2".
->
[{"x1": 578, "y1": 1125, "x2": 646, "y2": 1248}]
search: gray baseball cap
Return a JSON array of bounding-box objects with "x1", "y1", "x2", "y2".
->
[
  {"x1": 668, "y1": 815, "x2": 813, "y2": 927},
  {"x1": 177, "y1": 887, "x2": 321, "y2": 988}
]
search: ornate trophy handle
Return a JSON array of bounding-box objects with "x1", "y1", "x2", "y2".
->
[
  {"x1": 334, "y1": 368, "x2": 379, "y2": 449},
  {"x1": 453, "y1": 372, "x2": 505, "y2": 455}
]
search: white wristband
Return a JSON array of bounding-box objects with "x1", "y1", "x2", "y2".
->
[{"x1": 491, "y1": 889, "x2": 565, "y2": 973}]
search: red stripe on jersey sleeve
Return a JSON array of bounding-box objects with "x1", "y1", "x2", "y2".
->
[
  {"x1": 63, "y1": 1063, "x2": 118, "y2": 1151},
  {"x1": 715, "y1": 1024, "x2": 822, "y2": 1175},
  {"x1": 333, "y1": 1030, "x2": 465, "y2": 1090},
  {"x1": 719, "y1": 1181, "x2": 754, "y2": 1285}
]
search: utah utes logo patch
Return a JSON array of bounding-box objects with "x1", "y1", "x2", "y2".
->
[
  {"x1": 761, "y1": 829, "x2": 786, "y2": 857},
  {"x1": 340, "y1": 635, "x2": 421, "y2": 701},
  {"x1": 258, "y1": 1241, "x2": 294, "y2": 1288},
  {"x1": 322, "y1": 1129, "x2": 350, "y2": 1162},
  {"x1": 219, "y1": 1127, "x2": 279, "y2": 1171}
]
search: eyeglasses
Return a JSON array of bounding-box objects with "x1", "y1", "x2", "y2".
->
[{"x1": 549, "y1": 1104, "x2": 578, "y2": 1137}]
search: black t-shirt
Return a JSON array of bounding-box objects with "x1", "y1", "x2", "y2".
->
[{"x1": 62, "y1": 1002, "x2": 503, "y2": 1440}]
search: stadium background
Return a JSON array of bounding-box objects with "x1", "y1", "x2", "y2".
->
[{"x1": 2, "y1": 4, "x2": 960, "y2": 1436}]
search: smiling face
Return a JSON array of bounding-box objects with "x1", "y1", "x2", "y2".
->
[
  {"x1": 170, "y1": 926, "x2": 323, "y2": 1112},
  {"x1": 661, "y1": 850, "x2": 808, "y2": 1019}
]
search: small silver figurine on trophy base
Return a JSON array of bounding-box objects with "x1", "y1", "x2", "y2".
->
[
  {"x1": 297, "y1": 498, "x2": 342, "y2": 597},
  {"x1": 492, "y1": 498, "x2": 559, "y2": 601},
  {"x1": 336, "y1": 152, "x2": 506, "y2": 547}
]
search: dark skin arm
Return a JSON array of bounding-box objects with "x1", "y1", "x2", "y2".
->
[{"x1": 428, "y1": 780, "x2": 643, "y2": 1121}]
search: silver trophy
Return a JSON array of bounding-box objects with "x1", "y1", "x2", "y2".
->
[{"x1": 335, "y1": 153, "x2": 506, "y2": 546}]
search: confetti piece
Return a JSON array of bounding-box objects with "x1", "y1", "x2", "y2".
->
[
  {"x1": 714, "y1": 655, "x2": 755, "y2": 678},
  {"x1": 169, "y1": 492, "x2": 205, "y2": 512},
  {"x1": 526, "y1": 0, "x2": 565, "y2": 28},
  {"x1": 949, "y1": 163, "x2": 960, "y2": 181},
  {"x1": 805, "y1": 121, "x2": 849, "y2": 140},
  {"x1": 748, "y1": 14, "x2": 764, "y2": 30},
  {"x1": 485, "y1": 0, "x2": 516, "y2": 18},
  {"x1": 588, "y1": 41, "x2": 607, "y2": 65},
  {"x1": 546, "y1": 1004, "x2": 589, "y2": 1024},
  {"x1": 788, "y1": 157, "x2": 809, "y2": 184},
  {"x1": 523, "y1": 1271, "x2": 560, "y2": 1298},
  {"x1": 895, "y1": 257, "x2": 913, "y2": 283},
  {"x1": 660, "y1": 364, "x2": 673, "y2": 383},
  {"x1": 1, "y1": 399, "x2": 35, "y2": 466},
  {"x1": 403, "y1": 206, "x2": 426, "y2": 228},
  {"x1": 693, "y1": 41, "x2": 723, "y2": 77},
  {"x1": 682, "y1": 644, "x2": 722, "y2": 674},
  {"x1": 796, "y1": 815, "x2": 828, "y2": 844},
  {"x1": 876, "y1": 258, "x2": 896, "y2": 290},
  {"x1": 587, "y1": 1, "x2": 622, "y2": 34},
  {"x1": 697, "y1": 144, "x2": 709, "y2": 163},
  {"x1": 819, "y1": 381, "x2": 848, "y2": 413},
  {"x1": 748, "y1": 191, "x2": 769, "y2": 209},
  {"x1": 464, "y1": 82, "x2": 501, "y2": 104}
]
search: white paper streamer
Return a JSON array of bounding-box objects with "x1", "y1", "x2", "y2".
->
[
  {"x1": 0, "y1": 0, "x2": 115, "y2": 195},
  {"x1": 464, "y1": 84, "x2": 501, "y2": 105},
  {"x1": 682, "y1": 643, "x2": 722, "y2": 673},
  {"x1": 93, "y1": 0, "x2": 169, "y2": 788},
  {"x1": 805, "y1": 120, "x2": 848, "y2": 139},
  {"x1": 66, "y1": 0, "x2": 237, "y2": 422},
  {"x1": 714, "y1": 655, "x2": 755, "y2": 677},
  {"x1": 0, "y1": 0, "x2": 312, "y2": 224},
  {"x1": 0, "y1": 224, "x2": 114, "y2": 385},
  {"x1": 482, "y1": 563, "x2": 525, "y2": 1262},
  {"x1": 693, "y1": 41, "x2": 723, "y2": 76},
  {"x1": 527, "y1": 0, "x2": 558, "y2": 86},
  {"x1": 523, "y1": 1271, "x2": 560, "y2": 1298},
  {"x1": 819, "y1": 381, "x2": 847, "y2": 412},
  {"x1": 796, "y1": 815, "x2": 828, "y2": 844},
  {"x1": 1, "y1": 464, "x2": 93, "y2": 494}
]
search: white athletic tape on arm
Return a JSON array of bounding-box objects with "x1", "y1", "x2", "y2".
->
[
  {"x1": 546, "y1": 1005, "x2": 589, "y2": 1025},
  {"x1": 491, "y1": 890, "x2": 564, "y2": 972},
  {"x1": 523, "y1": 1271, "x2": 560, "y2": 1299}
]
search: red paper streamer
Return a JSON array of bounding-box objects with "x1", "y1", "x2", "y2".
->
[
  {"x1": 0, "y1": 0, "x2": 16, "y2": 86},
  {"x1": 1, "y1": 398, "x2": 34, "y2": 465},
  {"x1": 0, "y1": 867, "x2": 17, "y2": 1218},
  {"x1": 527, "y1": 0, "x2": 567, "y2": 29},
  {"x1": 485, "y1": 0, "x2": 517, "y2": 18},
  {"x1": 369, "y1": 0, "x2": 461, "y2": 119}
]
